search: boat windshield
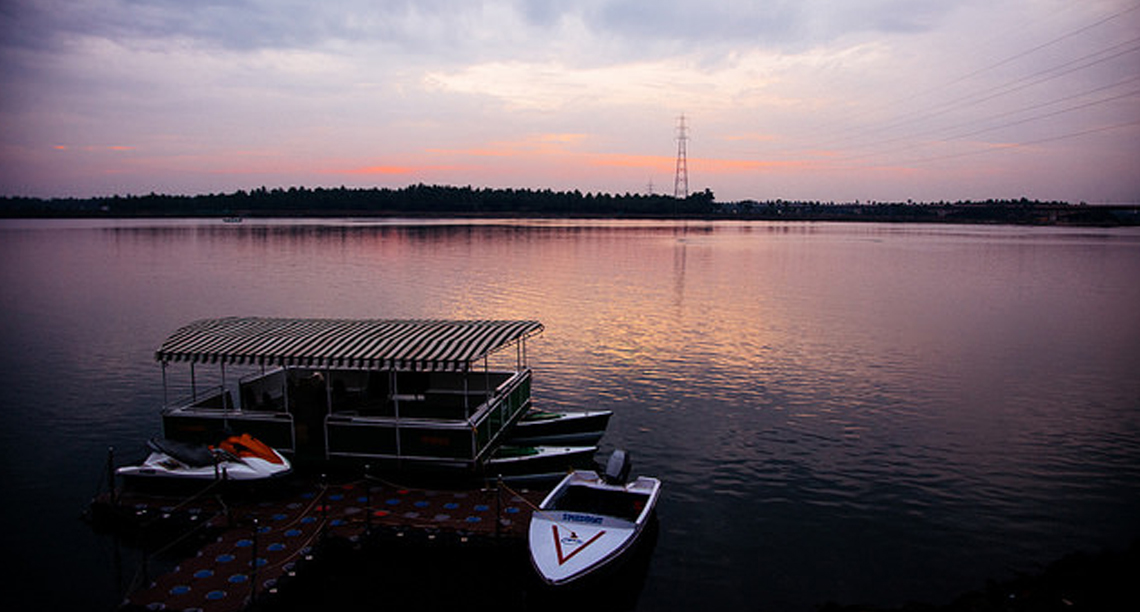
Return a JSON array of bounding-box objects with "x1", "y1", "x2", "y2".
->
[{"x1": 551, "y1": 485, "x2": 648, "y2": 522}]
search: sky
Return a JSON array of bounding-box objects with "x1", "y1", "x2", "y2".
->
[{"x1": 1, "y1": 0, "x2": 1138, "y2": 204}]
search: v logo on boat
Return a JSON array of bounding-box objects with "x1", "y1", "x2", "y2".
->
[{"x1": 551, "y1": 524, "x2": 606, "y2": 565}]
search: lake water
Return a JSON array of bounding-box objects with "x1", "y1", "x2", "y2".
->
[{"x1": 1, "y1": 218, "x2": 1138, "y2": 611}]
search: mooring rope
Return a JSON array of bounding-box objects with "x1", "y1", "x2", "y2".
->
[
  {"x1": 270, "y1": 481, "x2": 329, "y2": 533},
  {"x1": 261, "y1": 516, "x2": 328, "y2": 574},
  {"x1": 122, "y1": 507, "x2": 229, "y2": 598},
  {"x1": 363, "y1": 472, "x2": 424, "y2": 492},
  {"x1": 163, "y1": 477, "x2": 225, "y2": 514}
]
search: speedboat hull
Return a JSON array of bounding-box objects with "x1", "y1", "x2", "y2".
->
[
  {"x1": 507, "y1": 409, "x2": 612, "y2": 446},
  {"x1": 528, "y1": 468, "x2": 661, "y2": 585},
  {"x1": 486, "y1": 445, "x2": 597, "y2": 482}
]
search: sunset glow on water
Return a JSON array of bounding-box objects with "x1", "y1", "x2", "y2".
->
[{"x1": 1, "y1": 218, "x2": 1138, "y2": 610}]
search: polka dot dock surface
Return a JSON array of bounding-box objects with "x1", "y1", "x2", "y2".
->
[{"x1": 102, "y1": 478, "x2": 544, "y2": 612}]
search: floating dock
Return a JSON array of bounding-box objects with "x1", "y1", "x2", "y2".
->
[{"x1": 93, "y1": 477, "x2": 545, "y2": 612}]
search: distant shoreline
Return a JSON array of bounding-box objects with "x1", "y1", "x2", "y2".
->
[
  {"x1": 3, "y1": 208, "x2": 1138, "y2": 227},
  {"x1": 2, "y1": 185, "x2": 1137, "y2": 226}
]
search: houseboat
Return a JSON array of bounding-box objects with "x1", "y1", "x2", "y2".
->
[{"x1": 155, "y1": 317, "x2": 580, "y2": 476}]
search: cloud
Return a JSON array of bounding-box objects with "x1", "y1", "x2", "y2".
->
[
  {"x1": 519, "y1": 0, "x2": 966, "y2": 58},
  {"x1": 424, "y1": 41, "x2": 892, "y2": 121},
  {"x1": 3, "y1": 0, "x2": 967, "y2": 61},
  {"x1": 337, "y1": 165, "x2": 420, "y2": 175},
  {"x1": 427, "y1": 133, "x2": 590, "y2": 159},
  {"x1": 2, "y1": 0, "x2": 1138, "y2": 202},
  {"x1": 52, "y1": 145, "x2": 136, "y2": 152},
  {"x1": 1, "y1": 0, "x2": 550, "y2": 66}
]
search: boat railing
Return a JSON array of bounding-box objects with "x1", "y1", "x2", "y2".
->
[
  {"x1": 161, "y1": 403, "x2": 296, "y2": 453},
  {"x1": 471, "y1": 371, "x2": 532, "y2": 458},
  {"x1": 162, "y1": 386, "x2": 235, "y2": 412},
  {"x1": 160, "y1": 383, "x2": 296, "y2": 452},
  {"x1": 323, "y1": 368, "x2": 532, "y2": 467},
  {"x1": 238, "y1": 368, "x2": 288, "y2": 412},
  {"x1": 159, "y1": 366, "x2": 530, "y2": 466}
]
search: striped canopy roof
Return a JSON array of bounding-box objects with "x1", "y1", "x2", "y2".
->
[{"x1": 156, "y1": 317, "x2": 544, "y2": 371}]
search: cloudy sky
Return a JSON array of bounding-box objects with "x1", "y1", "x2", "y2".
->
[{"x1": 2, "y1": 0, "x2": 1137, "y2": 203}]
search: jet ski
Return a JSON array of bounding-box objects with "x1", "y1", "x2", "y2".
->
[{"x1": 116, "y1": 433, "x2": 291, "y2": 482}]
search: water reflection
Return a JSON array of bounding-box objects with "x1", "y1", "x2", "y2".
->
[{"x1": 1, "y1": 219, "x2": 1138, "y2": 611}]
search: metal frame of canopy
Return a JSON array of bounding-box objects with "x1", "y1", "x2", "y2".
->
[{"x1": 154, "y1": 318, "x2": 543, "y2": 469}]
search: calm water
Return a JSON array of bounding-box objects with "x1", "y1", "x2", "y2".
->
[{"x1": 1, "y1": 218, "x2": 1138, "y2": 611}]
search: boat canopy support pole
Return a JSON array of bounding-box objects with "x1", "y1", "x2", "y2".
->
[
  {"x1": 391, "y1": 370, "x2": 401, "y2": 460},
  {"x1": 282, "y1": 367, "x2": 289, "y2": 414},
  {"x1": 483, "y1": 356, "x2": 491, "y2": 460},
  {"x1": 323, "y1": 368, "x2": 333, "y2": 461},
  {"x1": 190, "y1": 362, "x2": 197, "y2": 402},
  {"x1": 324, "y1": 369, "x2": 332, "y2": 414},
  {"x1": 161, "y1": 361, "x2": 168, "y2": 407},
  {"x1": 483, "y1": 355, "x2": 491, "y2": 405}
]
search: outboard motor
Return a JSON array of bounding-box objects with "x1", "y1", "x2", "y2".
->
[{"x1": 603, "y1": 449, "x2": 632, "y2": 485}]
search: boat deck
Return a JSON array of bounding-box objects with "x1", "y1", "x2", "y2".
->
[{"x1": 94, "y1": 477, "x2": 545, "y2": 612}]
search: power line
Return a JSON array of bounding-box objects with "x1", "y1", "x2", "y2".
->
[
  {"x1": 811, "y1": 35, "x2": 1140, "y2": 152},
  {"x1": 834, "y1": 79, "x2": 1140, "y2": 164},
  {"x1": 933, "y1": 3, "x2": 1140, "y2": 93},
  {"x1": 837, "y1": 73, "x2": 1140, "y2": 154},
  {"x1": 785, "y1": 3, "x2": 1140, "y2": 155},
  {"x1": 870, "y1": 119, "x2": 1140, "y2": 168},
  {"x1": 941, "y1": 88, "x2": 1140, "y2": 142},
  {"x1": 758, "y1": 4, "x2": 1140, "y2": 175}
]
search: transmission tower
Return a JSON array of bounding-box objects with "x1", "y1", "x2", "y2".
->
[{"x1": 673, "y1": 114, "x2": 689, "y2": 199}]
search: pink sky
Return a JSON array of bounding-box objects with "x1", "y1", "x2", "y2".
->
[{"x1": 1, "y1": 1, "x2": 1137, "y2": 203}]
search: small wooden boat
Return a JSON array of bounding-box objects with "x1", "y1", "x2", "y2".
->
[
  {"x1": 507, "y1": 408, "x2": 612, "y2": 446},
  {"x1": 528, "y1": 450, "x2": 661, "y2": 585},
  {"x1": 117, "y1": 433, "x2": 291, "y2": 482}
]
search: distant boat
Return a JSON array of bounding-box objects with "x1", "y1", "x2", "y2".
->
[
  {"x1": 222, "y1": 216, "x2": 243, "y2": 223},
  {"x1": 528, "y1": 450, "x2": 661, "y2": 585},
  {"x1": 507, "y1": 408, "x2": 612, "y2": 446}
]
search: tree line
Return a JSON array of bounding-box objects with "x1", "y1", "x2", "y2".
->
[
  {"x1": 0, "y1": 184, "x2": 716, "y2": 217},
  {"x1": 1, "y1": 185, "x2": 1133, "y2": 225}
]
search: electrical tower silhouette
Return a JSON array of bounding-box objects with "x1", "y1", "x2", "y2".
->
[{"x1": 673, "y1": 114, "x2": 689, "y2": 199}]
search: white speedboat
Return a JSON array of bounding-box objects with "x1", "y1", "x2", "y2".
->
[
  {"x1": 117, "y1": 433, "x2": 291, "y2": 482},
  {"x1": 507, "y1": 408, "x2": 612, "y2": 446},
  {"x1": 528, "y1": 450, "x2": 661, "y2": 585},
  {"x1": 487, "y1": 444, "x2": 597, "y2": 483}
]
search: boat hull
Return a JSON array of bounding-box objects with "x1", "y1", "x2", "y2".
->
[
  {"x1": 528, "y1": 470, "x2": 661, "y2": 585},
  {"x1": 486, "y1": 445, "x2": 597, "y2": 482},
  {"x1": 507, "y1": 409, "x2": 612, "y2": 446}
]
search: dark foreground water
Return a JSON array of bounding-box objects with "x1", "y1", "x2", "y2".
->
[{"x1": 1, "y1": 218, "x2": 1138, "y2": 611}]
